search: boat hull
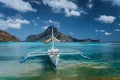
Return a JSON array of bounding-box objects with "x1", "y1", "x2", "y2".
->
[{"x1": 48, "y1": 54, "x2": 59, "y2": 68}]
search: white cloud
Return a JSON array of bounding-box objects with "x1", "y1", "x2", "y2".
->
[
  {"x1": 100, "y1": 30, "x2": 105, "y2": 32},
  {"x1": 31, "y1": 20, "x2": 36, "y2": 23},
  {"x1": 95, "y1": 29, "x2": 105, "y2": 32},
  {"x1": 110, "y1": 0, "x2": 120, "y2": 6},
  {"x1": 69, "y1": 32, "x2": 74, "y2": 35},
  {"x1": 95, "y1": 15, "x2": 116, "y2": 23},
  {"x1": 95, "y1": 29, "x2": 112, "y2": 36},
  {"x1": 15, "y1": 18, "x2": 29, "y2": 24},
  {"x1": 0, "y1": 13, "x2": 5, "y2": 18},
  {"x1": 34, "y1": 23, "x2": 37, "y2": 26},
  {"x1": 45, "y1": 19, "x2": 60, "y2": 28},
  {"x1": 31, "y1": 0, "x2": 41, "y2": 5},
  {"x1": 65, "y1": 9, "x2": 80, "y2": 17},
  {"x1": 104, "y1": 32, "x2": 112, "y2": 35},
  {"x1": 87, "y1": 4, "x2": 94, "y2": 9},
  {"x1": 31, "y1": 17, "x2": 40, "y2": 26},
  {"x1": 102, "y1": 0, "x2": 120, "y2": 6},
  {"x1": 37, "y1": 17, "x2": 40, "y2": 20},
  {"x1": 41, "y1": 25, "x2": 49, "y2": 30},
  {"x1": 0, "y1": 0, "x2": 36, "y2": 12},
  {"x1": 118, "y1": 24, "x2": 120, "y2": 26},
  {"x1": 87, "y1": 0, "x2": 94, "y2": 9},
  {"x1": 42, "y1": 0, "x2": 84, "y2": 17},
  {"x1": 95, "y1": 30, "x2": 98, "y2": 32},
  {"x1": 0, "y1": 17, "x2": 30, "y2": 30},
  {"x1": 114, "y1": 29, "x2": 120, "y2": 31}
]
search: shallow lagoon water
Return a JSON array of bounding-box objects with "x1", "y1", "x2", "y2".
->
[{"x1": 0, "y1": 42, "x2": 120, "y2": 80}]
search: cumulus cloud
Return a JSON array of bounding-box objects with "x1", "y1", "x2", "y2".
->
[
  {"x1": 0, "y1": 0, "x2": 36, "y2": 12},
  {"x1": 100, "y1": 30, "x2": 105, "y2": 32},
  {"x1": 102, "y1": 0, "x2": 120, "y2": 6},
  {"x1": 65, "y1": 9, "x2": 86, "y2": 17},
  {"x1": 114, "y1": 29, "x2": 120, "y2": 32},
  {"x1": 110, "y1": 0, "x2": 120, "y2": 6},
  {"x1": 69, "y1": 32, "x2": 74, "y2": 35},
  {"x1": 42, "y1": 0, "x2": 85, "y2": 17},
  {"x1": 95, "y1": 30, "x2": 98, "y2": 32},
  {"x1": 87, "y1": 0, "x2": 94, "y2": 9},
  {"x1": 0, "y1": 17, "x2": 30, "y2": 30},
  {"x1": 34, "y1": 23, "x2": 37, "y2": 26},
  {"x1": 95, "y1": 29, "x2": 112, "y2": 36},
  {"x1": 44, "y1": 19, "x2": 60, "y2": 28},
  {"x1": 0, "y1": 13, "x2": 5, "y2": 18},
  {"x1": 31, "y1": 0, "x2": 41, "y2": 5},
  {"x1": 95, "y1": 15, "x2": 116, "y2": 23},
  {"x1": 95, "y1": 29, "x2": 105, "y2": 32},
  {"x1": 104, "y1": 32, "x2": 112, "y2": 35},
  {"x1": 118, "y1": 24, "x2": 120, "y2": 26},
  {"x1": 36, "y1": 17, "x2": 40, "y2": 20},
  {"x1": 87, "y1": 4, "x2": 94, "y2": 9},
  {"x1": 30, "y1": 17, "x2": 40, "y2": 26}
]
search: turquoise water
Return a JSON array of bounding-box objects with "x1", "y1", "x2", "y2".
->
[{"x1": 0, "y1": 42, "x2": 120, "y2": 80}]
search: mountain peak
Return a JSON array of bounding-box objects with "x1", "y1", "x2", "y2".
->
[
  {"x1": 46, "y1": 26, "x2": 57, "y2": 31},
  {"x1": 47, "y1": 26, "x2": 56, "y2": 29},
  {"x1": 26, "y1": 26, "x2": 100, "y2": 42},
  {"x1": 44, "y1": 26, "x2": 57, "y2": 34}
]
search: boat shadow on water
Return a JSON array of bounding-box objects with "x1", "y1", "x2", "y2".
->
[{"x1": 20, "y1": 55, "x2": 58, "y2": 71}]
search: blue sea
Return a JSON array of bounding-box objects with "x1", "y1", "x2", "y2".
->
[{"x1": 0, "y1": 42, "x2": 120, "y2": 80}]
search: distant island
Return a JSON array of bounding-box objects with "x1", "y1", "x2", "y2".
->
[
  {"x1": 26, "y1": 26, "x2": 100, "y2": 42},
  {"x1": 0, "y1": 30, "x2": 20, "y2": 42},
  {"x1": 0, "y1": 26, "x2": 99, "y2": 42}
]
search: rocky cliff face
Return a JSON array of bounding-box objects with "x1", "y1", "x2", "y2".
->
[
  {"x1": 26, "y1": 26, "x2": 99, "y2": 42},
  {"x1": 0, "y1": 30, "x2": 20, "y2": 42}
]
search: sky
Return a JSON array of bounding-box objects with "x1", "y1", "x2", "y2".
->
[{"x1": 0, "y1": 0, "x2": 120, "y2": 42}]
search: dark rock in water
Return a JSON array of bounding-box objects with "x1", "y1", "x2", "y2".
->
[
  {"x1": 0, "y1": 30, "x2": 20, "y2": 42},
  {"x1": 26, "y1": 26, "x2": 100, "y2": 42}
]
